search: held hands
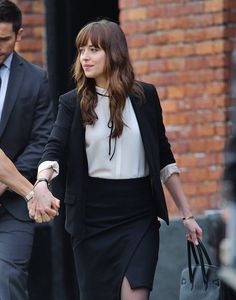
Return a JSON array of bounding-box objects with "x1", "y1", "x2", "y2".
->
[
  {"x1": 183, "y1": 216, "x2": 203, "y2": 245},
  {"x1": 27, "y1": 181, "x2": 60, "y2": 223}
]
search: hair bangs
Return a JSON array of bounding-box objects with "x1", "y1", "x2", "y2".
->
[{"x1": 76, "y1": 22, "x2": 107, "y2": 50}]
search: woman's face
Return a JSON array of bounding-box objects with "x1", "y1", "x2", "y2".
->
[{"x1": 79, "y1": 39, "x2": 107, "y2": 88}]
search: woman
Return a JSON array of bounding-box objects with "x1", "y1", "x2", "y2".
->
[{"x1": 31, "y1": 20, "x2": 202, "y2": 300}]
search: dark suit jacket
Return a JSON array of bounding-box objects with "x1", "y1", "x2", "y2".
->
[
  {"x1": 0, "y1": 52, "x2": 54, "y2": 221},
  {"x1": 41, "y1": 82, "x2": 176, "y2": 237}
]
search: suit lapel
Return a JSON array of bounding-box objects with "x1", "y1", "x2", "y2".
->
[{"x1": 0, "y1": 53, "x2": 24, "y2": 137}]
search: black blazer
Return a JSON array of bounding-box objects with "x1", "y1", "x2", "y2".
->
[
  {"x1": 42, "y1": 82, "x2": 176, "y2": 237},
  {"x1": 0, "y1": 52, "x2": 54, "y2": 220}
]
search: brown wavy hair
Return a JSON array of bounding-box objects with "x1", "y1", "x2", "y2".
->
[{"x1": 73, "y1": 19, "x2": 144, "y2": 138}]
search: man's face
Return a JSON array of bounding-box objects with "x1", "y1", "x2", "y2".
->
[{"x1": 0, "y1": 22, "x2": 22, "y2": 64}]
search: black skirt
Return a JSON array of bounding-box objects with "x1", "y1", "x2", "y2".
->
[{"x1": 71, "y1": 176, "x2": 160, "y2": 300}]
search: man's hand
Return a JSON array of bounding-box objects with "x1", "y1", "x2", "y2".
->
[
  {"x1": 28, "y1": 183, "x2": 60, "y2": 223},
  {"x1": 0, "y1": 182, "x2": 7, "y2": 196}
]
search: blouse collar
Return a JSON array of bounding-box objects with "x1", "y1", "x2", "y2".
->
[{"x1": 96, "y1": 86, "x2": 109, "y2": 97}]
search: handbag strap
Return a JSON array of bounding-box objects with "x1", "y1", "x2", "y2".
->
[
  {"x1": 197, "y1": 239, "x2": 212, "y2": 265},
  {"x1": 187, "y1": 241, "x2": 199, "y2": 284},
  {"x1": 196, "y1": 243, "x2": 208, "y2": 287},
  {"x1": 187, "y1": 240, "x2": 213, "y2": 288}
]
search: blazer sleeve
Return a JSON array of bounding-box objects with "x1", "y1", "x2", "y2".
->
[
  {"x1": 150, "y1": 84, "x2": 176, "y2": 169},
  {"x1": 40, "y1": 92, "x2": 76, "y2": 164},
  {"x1": 14, "y1": 71, "x2": 54, "y2": 179}
]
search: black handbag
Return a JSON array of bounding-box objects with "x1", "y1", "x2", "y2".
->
[{"x1": 179, "y1": 240, "x2": 223, "y2": 300}]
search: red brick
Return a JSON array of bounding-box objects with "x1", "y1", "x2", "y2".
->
[
  {"x1": 177, "y1": 155, "x2": 200, "y2": 168},
  {"x1": 32, "y1": 2, "x2": 45, "y2": 13},
  {"x1": 215, "y1": 96, "x2": 228, "y2": 107},
  {"x1": 206, "y1": 26, "x2": 225, "y2": 39},
  {"x1": 19, "y1": 2, "x2": 32, "y2": 13},
  {"x1": 195, "y1": 42, "x2": 214, "y2": 55},
  {"x1": 147, "y1": 5, "x2": 166, "y2": 18},
  {"x1": 137, "y1": 19, "x2": 158, "y2": 33},
  {"x1": 154, "y1": 73, "x2": 179, "y2": 86},
  {"x1": 148, "y1": 60, "x2": 167, "y2": 72},
  {"x1": 120, "y1": 0, "x2": 155, "y2": 8},
  {"x1": 126, "y1": 7, "x2": 147, "y2": 21},
  {"x1": 207, "y1": 54, "x2": 229, "y2": 68},
  {"x1": 32, "y1": 27, "x2": 45, "y2": 39},
  {"x1": 228, "y1": 0, "x2": 236, "y2": 9},
  {"x1": 133, "y1": 61, "x2": 149, "y2": 74},
  {"x1": 169, "y1": 141, "x2": 189, "y2": 154},
  {"x1": 119, "y1": 0, "x2": 137, "y2": 9},
  {"x1": 166, "y1": 31, "x2": 185, "y2": 44},
  {"x1": 19, "y1": 51, "x2": 33, "y2": 62},
  {"x1": 215, "y1": 125, "x2": 228, "y2": 136},
  {"x1": 127, "y1": 34, "x2": 147, "y2": 48},
  {"x1": 23, "y1": 14, "x2": 45, "y2": 27},
  {"x1": 166, "y1": 58, "x2": 186, "y2": 71},
  {"x1": 21, "y1": 27, "x2": 33, "y2": 38},
  {"x1": 129, "y1": 48, "x2": 140, "y2": 60},
  {"x1": 212, "y1": 12, "x2": 225, "y2": 25},
  {"x1": 185, "y1": 29, "x2": 208, "y2": 42},
  {"x1": 121, "y1": 23, "x2": 138, "y2": 35},
  {"x1": 148, "y1": 32, "x2": 168, "y2": 45},
  {"x1": 156, "y1": 87, "x2": 167, "y2": 100},
  {"x1": 139, "y1": 46, "x2": 160, "y2": 59},
  {"x1": 204, "y1": 0, "x2": 225, "y2": 13},
  {"x1": 182, "y1": 183, "x2": 198, "y2": 196},
  {"x1": 167, "y1": 86, "x2": 185, "y2": 99},
  {"x1": 166, "y1": 4, "x2": 187, "y2": 17},
  {"x1": 164, "y1": 113, "x2": 187, "y2": 125},
  {"x1": 206, "y1": 82, "x2": 227, "y2": 94},
  {"x1": 198, "y1": 181, "x2": 219, "y2": 195},
  {"x1": 162, "y1": 100, "x2": 178, "y2": 113},
  {"x1": 182, "y1": 168, "x2": 209, "y2": 181}
]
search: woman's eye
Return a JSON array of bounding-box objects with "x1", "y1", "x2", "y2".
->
[{"x1": 91, "y1": 47, "x2": 98, "y2": 52}]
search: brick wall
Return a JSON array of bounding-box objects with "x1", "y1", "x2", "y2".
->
[
  {"x1": 15, "y1": 0, "x2": 46, "y2": 67},
  {"x1": 120, "y1": 0, "x2": 236, "y2": 217},
  {"x1": 16, "y1": 0, "x2": 236, "y2": 217}
]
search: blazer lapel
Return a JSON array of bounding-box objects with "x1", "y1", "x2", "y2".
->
[
  {"x1": 130, "y1": 94, "x2": 154, "y2": 170},
  {"x1": 0, "y1": 53, "x2": 24, "y2": 137},
  {"x1": 71, "y1": 95, "x2": 86, "y2": 164}
]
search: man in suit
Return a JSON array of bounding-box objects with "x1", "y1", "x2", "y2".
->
[{"x1": 0, "y1": 1, "x2": 54, "y2": 299}]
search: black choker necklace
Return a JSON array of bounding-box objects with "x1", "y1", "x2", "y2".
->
[{"x1": 96, "y1": 91, "x2": 109, "y2": 97}]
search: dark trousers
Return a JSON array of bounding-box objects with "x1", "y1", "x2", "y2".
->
[{"x1": 0, "y1": 205, "x2": 34, "y2": 300}]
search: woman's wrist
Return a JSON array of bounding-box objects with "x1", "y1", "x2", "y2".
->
[
  {"x1": 182, "y1": 215, "x2": 195, "y2": 221},
  {"x1": 34, "y1": 178, "x2": 50, "y2": 189}
]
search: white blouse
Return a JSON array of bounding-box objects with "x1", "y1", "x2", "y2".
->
[
  {"x1": 38, "y1": 87, "x2": 180, "y2": 182},
  {"x1": 85, "y1": 87, "x2": 149, "y2": 179}
]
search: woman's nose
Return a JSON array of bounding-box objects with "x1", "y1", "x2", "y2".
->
[{"x1": 81, "y1": 49, "x2": 90, "y2": 60}]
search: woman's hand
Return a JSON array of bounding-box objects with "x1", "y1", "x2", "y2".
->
[
  {"x1": 28, "y1": 182, "x2": 60, "y2": 223},
  {"x1": 183, "y1": 218, "x2": 203, "y2": 245}
]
